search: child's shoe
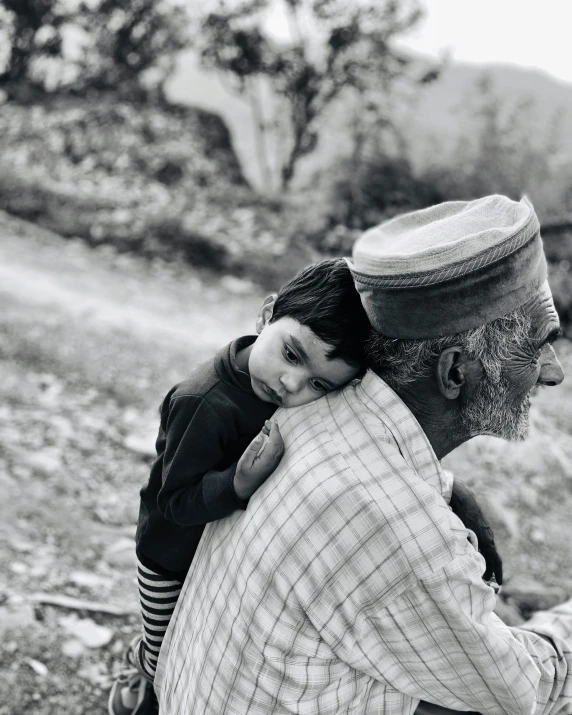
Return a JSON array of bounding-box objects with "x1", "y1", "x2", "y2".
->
[
  {"x1": 108, "y1": 637, "x2": 157, "y2": 715},
  {"x1": 108, "y1": 669, "x2": 156, "y2": 715}
]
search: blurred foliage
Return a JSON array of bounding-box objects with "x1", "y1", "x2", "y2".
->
[
  {"x1": 195, "y1": 0, "x2": 439, "y2": 190},
  {"x1": 328, "y1": 153, "x2": 443, "y2": 231},
  {"x1": 0, "y1": 0, "x2": 190, "y2": 101},
  {"x1": 0, "y1": 97, "x2": 317, "y2": 288},
  {"x1": 70, "y1": 0, "x2": 190, "y2": 101},
  {"x1": 422, "y1": 74, "x2": 572, "y2": 218},
  {"x1": 0, "y1": 0, "x2": 66, "y2": 95}
]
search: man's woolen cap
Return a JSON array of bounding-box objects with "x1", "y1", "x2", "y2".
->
[{"x1": 348, "y1": 194, "x2": 547, "y2": 338}]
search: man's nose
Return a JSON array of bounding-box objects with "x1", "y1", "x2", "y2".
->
[{"x1": 538, "y1": 344, "x2": 565, "y2": 387}]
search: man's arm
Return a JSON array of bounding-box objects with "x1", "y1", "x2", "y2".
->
[
  {"x1": 365, "y1": 556, "x2": 571, "y2": 714},
  {"x1": 301, "y1": 491, "x2": 572, "y2": 715},
  {"x1": 449, "y1": 479, "x2": 503, "y2": 585},
  {"x1": 415, "y1": 703, "x2": 479, "y2": 715}
]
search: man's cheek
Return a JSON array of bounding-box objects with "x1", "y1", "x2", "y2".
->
[
  {"x1": 502, "y1": 362, "x2": 540, "y2": 405},
  {"x1": 505, "y1": 351, "x2": 539, "y2": 381}
]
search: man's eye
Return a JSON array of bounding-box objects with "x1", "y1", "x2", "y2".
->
[
  {"x1": 311, "y1": 379, "x2": 327, "y2": 392},
  {"x1": 284, "y1": 346, "x2": 298, "y2": 364}
]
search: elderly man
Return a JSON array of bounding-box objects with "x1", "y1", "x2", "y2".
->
[{"x1": 155, "y1": 195, "x2": 572, "y2": 714}]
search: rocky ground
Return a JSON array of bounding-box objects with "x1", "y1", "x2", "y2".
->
[{"x1": 1, "y1": 210, "x2": 571, "y2": 713}]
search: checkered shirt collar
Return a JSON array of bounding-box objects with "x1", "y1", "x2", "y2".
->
[{"x1": 356, "y1": 370, "x2": 453, "y2": 501}]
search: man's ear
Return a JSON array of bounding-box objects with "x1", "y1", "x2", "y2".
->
[
  {"x1": 256, "y1": 294, "x2": 277, "y2": 334},
  {"x1": 436, "y1": 347, "x2": 482, "y2": 400}
]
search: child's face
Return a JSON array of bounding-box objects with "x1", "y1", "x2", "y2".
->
[{"x1": 248, "y1": 316, "x2": 360, "y2": 408}]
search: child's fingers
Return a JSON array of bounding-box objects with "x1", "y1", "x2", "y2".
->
[
  {"x1": 255, "y1": 426, "x2": 283, "y2": 468},
  {"x1": 256, "y1": 433, "x2": 269, "y2": 459},
  {"x1": 267, "y1": 422, "x2": 284, "y2": 454},
  {"x1": 243, "y1": 432, "x2": 265, "y2": 461}
]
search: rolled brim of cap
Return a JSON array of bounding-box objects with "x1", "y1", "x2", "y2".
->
[{"x1": 348, "y1": 196, "x2": 547, "y2": 338}]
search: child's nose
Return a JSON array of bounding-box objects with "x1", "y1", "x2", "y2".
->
[{"x1": 280, "y1": 372, "x2": 303, "y2": 394}]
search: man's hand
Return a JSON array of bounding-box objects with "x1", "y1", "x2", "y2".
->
[
  {"x1": 449, "y1": 479, "x2": 503, "y2": 586},
  {"x1": 415, "y1": 701, "x2": 480, "y2": 715},
  {"x1": 234, "y1": 421, "x2": 284, "y2": 501}
]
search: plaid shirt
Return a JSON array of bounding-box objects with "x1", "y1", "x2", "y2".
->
[{"x1": 155, "y1": 371, "x2": 572, "y2": 714}]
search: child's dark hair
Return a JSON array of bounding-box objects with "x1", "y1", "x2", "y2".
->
[{"x1": 270, "y1": 259, "x2": 370, "y2": 373}]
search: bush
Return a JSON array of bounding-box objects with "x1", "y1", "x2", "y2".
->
[
  {"x1": 146, "y1": 216, "x2": 229, "y2": 270},
  {"x1": 544, "y1": 229, "x2": 572, "y2": 336},
  {"x1": 330, "y1": 154, "x2": 444, "y2": 231}
]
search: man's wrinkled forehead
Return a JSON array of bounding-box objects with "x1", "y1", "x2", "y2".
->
[{"x1": 525, "y1": 281, "x2": 562, "y2": 342}]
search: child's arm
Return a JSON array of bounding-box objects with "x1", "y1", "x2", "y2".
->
[
  {"x1": 156, "y1": 395, "x2": 283, "y2": 527},
  {"x1": 157, "y1": 394, "x2": 250, "y2": 527}
]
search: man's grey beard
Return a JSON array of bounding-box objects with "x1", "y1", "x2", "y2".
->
[{"x1": 460, "y1": 374, "x2": 530, "y2": 442}]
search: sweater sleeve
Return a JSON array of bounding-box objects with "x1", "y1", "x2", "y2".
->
[{"x1": 156, "y1": 394, "x2": 247, "y2": 526}]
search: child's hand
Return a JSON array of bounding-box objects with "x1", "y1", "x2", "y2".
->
[{"x1": 234, "y1": 421, "x2": 284, "y2": 501}]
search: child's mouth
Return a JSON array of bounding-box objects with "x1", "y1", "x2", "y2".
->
[{"x1": 263, "y1": 383, "x2": 283, "y2": 404}]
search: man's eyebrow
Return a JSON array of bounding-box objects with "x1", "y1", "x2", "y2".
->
[{"x1": 290, "y1": 334, "x2": 309, "y2": 362}]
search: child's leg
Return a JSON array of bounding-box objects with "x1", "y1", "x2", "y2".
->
[
  {"x1": 109, "y1": 560, "x2": 183, "y2": 715},
  {"x1": 135, "y1": 559, "x2": 184, "y2": 679}
]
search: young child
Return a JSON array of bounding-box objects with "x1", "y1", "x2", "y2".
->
[{"x1": 109, "y1": 258, "x2": 371, "y2": 715}]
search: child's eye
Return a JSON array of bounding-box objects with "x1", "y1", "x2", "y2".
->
[
  {"x1": 310, "y1": 379, "x2": 327, "y2": 392},
  {"x1": 283, "y1": 345, "x2": 298, "y2": 364}
]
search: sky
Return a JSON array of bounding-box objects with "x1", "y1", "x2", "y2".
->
[
  {"x1": 389, "y1": 0, "x2": 572, "y2": 84},
  {"x1": 265, "y1": 0, "x2": 572, "y2": 85}
]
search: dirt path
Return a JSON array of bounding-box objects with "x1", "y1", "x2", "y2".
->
[
  {"x1": 0, "y1": 212, "x2": 267, "y2": 714},
  {"x1": 0, "y1": 211, "x2": 262, "y2": 351}
]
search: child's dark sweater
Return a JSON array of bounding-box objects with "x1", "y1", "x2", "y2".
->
[{"x1": 136, "y1": 335, "x2": 276, "y2": 579}]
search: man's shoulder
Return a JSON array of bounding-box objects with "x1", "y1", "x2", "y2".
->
[
  {"x1": 268, "y1": 381, "x2": 459, "y2": 579},
  {"x1": 273, "y1": 375, "x2": 393, "y2": 439}
]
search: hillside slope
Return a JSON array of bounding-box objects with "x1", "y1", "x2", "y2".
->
[{"x1": 167, "y1": 52, "x2": 572, "y2": 188}]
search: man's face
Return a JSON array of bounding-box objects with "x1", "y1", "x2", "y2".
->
[{"x1": 461, "y1": 284, "x2": 564, "y2": 441}]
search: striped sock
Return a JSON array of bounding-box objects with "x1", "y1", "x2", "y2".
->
[{"x1": 136, "y1": 559, "x2": 183, "y2": 679}]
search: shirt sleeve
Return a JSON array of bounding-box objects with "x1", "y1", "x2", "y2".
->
[
  {"x1": 156, "y1": 394, "x2": 246, "y2": 526},
  {"x1": 301, "y1": 495, "x2": 572, "y2": 715}
]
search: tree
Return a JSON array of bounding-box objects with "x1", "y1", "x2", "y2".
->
[
  {"x1": 0, "y1": 0, "x2": 68, "y2": 98},
  {"x1": 73, "y1": 0, "x2": 191, "y2": 101},
  {"x1": 195, "y1": 0, "x2": 433, "y2": 191},
  {"x1": 0, "y1": 0, "x2": 191, "y2": 101}
]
